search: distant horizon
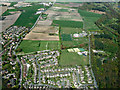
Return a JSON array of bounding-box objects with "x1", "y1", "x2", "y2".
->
[{"x1": 0, "y1": 0, "x2": 120, "y2": 2}]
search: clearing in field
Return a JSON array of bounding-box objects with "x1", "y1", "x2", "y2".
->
[
  {"x1": 59, "y1": 50, "x2": 89, "y2": 66},
  {"x1": 17, "y1": 40, "x2": 60, "y2": 53},
  {"x1": 23, "y1": 26, "x2": 59, "y2": 41}
]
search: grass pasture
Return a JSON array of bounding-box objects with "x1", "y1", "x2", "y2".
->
[
  {"x1": 17, "y1": 40, "x2": 60, "y2": 53},
  {"x1": 59, "y1": 50, "x2": 89, "y2": 66},
  {"x1": 78, "y1": 9, "x2": 102, "y2": 30},
  {"x1": 52, "y1": 20, "x2": 83, "y2": 28}
]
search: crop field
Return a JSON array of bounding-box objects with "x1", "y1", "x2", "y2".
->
[
  {"x1": 0, "y1": 6, "x2": 7, "y2": 16},
  {"x1": 18, "y1": 40, "x2": 60, "y2": 53},
  {"x1": 61, "y1": 27, "x2": 83, "y2": 34},
  {"x1": 60, "y1": 27, "x2": 88, "y2": 47},
  {"x1": 2, "y1": 9, "x2": 17, "y2": 16},
  {"x1": 78, "y1": 9, "x2": 102, "y2": 30},
  {"x1": 1, "y1": 12, "x2": 21, "y2": 31},
  {"x1": 23, "y1": 26, "x2": 59, "y2": 41},
  {"x1": 53, "y1": 3, "x2": 70, "y2": 8},
  {"x1": 37, "y1": 20, "x2": 53, "y2": 26},
  {"x1": 46, "y1": 6, "x2": 83, "y2": 21},
  {"x1": 61, "y1": 34, "x2": 72, "y2": 41},
  {"x1": 13, "y1": 4, "x2": 49, "y2": 28},
  {"x1": 52, "y1": 20, "x2": 83, "y2": 28},
  {"x1": 59, "y1": 50, "x2": 89, "y2": 66}
]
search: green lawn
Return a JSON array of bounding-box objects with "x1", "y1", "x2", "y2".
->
[
  {"x1": 52, "y1": 20, "x2": 83, "y2": 28},
  {"x1": 17, "y1": 40, "x2": 60, "y2": 53},
  {"x1": 78, "y1": 9, "x2": 102, "y2": 30},
  {"x1": 59, "y1": 50, "x2": 89, "y2": 66},
  {"x1": 14, "y1": 4, "x2": 49, "y2": 28}
]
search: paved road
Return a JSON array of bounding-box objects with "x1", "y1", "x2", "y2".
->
[
  {"x1": 88, "y1": 34, "x2": 98, "y2": 88},
  {"x1": 83, "y1": 15, "x2": 98, "y2": 89}
]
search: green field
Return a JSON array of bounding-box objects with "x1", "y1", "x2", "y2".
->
[
  {"x1": 61, "y1": 34, "x2": 72, "y2": 41},
  {"x1": 14, "y1": 4, "x2": 49, "y2": 28},
  {"x1": 52, "y1": 20, "x2": 83, "y2": 28},
  {"x1": 59, "y1": 50, "x2": 89, "y2": 66},
  {"x1": 17, "y1": 40, "x2": 60, "y2": 53},
  {"x1": 78, "y1": 9, "x2": 102, "y2": 30},
  {"x1": 60, "y1": 27, "x2": 88, "y2": 47},
  {"x1": 2, "y1": 9, "x2": 17, "y2": 16}
]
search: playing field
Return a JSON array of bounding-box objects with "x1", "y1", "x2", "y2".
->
[
  {"x1": 59, "y1": 50, "x2": 89, "y2": 66},
  {"x1": 17, "y1": 40, "x2": 61, "y2": 53},
  {"x1": 78, "y1": 9, "x2": 102, "y2": 30}
]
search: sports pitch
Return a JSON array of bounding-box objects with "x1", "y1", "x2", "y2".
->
[
  {"x1": 17, "y1": 40, "x2": 61, "y2": 53},
  {"x1": 59, "y1": 50, "x2": 89, "y2": 66}
]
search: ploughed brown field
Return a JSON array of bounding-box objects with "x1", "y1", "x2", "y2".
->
[
  {"x1": 23, "y1": 26, "x2": 59, "y2": 41},
  {"x1": 45, "y1": 6, "x2": 83, "y2": 21},
  {"x1": 1, "y1": 11, "x2": 21, "y2": 32}
]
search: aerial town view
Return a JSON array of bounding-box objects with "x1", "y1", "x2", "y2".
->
[{"x1": 0, "y1": 0, "x2": 120, "y2": 89}]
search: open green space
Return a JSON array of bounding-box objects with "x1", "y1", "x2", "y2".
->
[
  {"x1": 61, "y1": 34, "x2": 72, "y2": 41},
  {"x1": 14, "y1": 4, "x2": 49, "y2": 28},
  {"x1": 2, "y1": 9, "x2": 17, "y2": 16},
  {"x1": 59, "y1": 50, "x2": 89, "y2": 66},
  {"x1": 52, "y1": 20, "x2": 83, "y2": 28},
  {"x1": 17, "y1": 40, "x2": 60, "y2": 53},
  {"x1": 60, "y1": 27, "x2": 88, "y2": 47},
  {"x1": 78, "y1": 9, "x2": 102, "y2": 30}
]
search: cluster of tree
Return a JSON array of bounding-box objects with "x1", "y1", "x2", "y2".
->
[
  {"x1": 89, "y1": 2, "x2": 120, "y2": 88},
  {"x1": 15, "y1": 48, "x2": 22, "y2": 52},
  {"x1": 94, "y1": 34, "x2": 112, "y2": 40},
  {"x1": 92, "y1": 6, "x2": 107, "y2": 12}
]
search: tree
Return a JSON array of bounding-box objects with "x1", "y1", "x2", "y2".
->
[{"x1": 12, "y1": 55, "x2": 16, "y2": 59}]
